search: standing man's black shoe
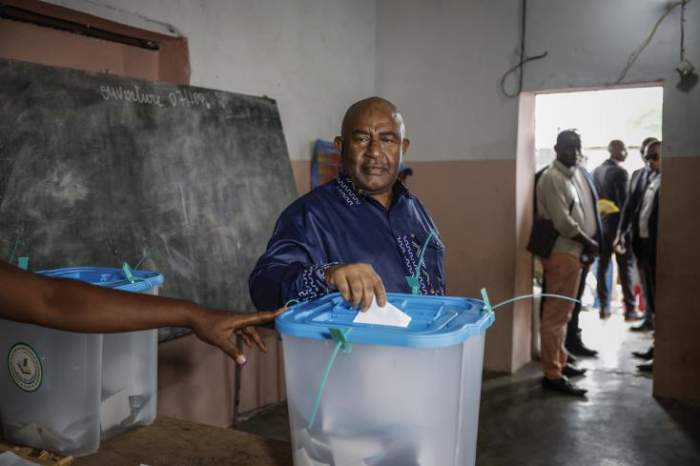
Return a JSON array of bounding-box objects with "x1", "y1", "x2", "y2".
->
[
  {"x1": 624, "y1": 310, "x2": 644, "y2": 321},
  {"x1": 542, "y1": 376, "x2": 588, "y2": 397},
  {"x1": 632, "y1": 346, "x2": 654, "y2": 360},
  {"x1": 562, "y1": 364, "x2": 587, "y2": 377},
  {"x1": 630, "y1": 320, "x2": 654, "y2": 332},
  {"x1": 599, "y1": 307, "x2": 611, "y2": 319},
  {"x1": 637, "y1": 360, "x2": 653, "y2": 373},
  {"x1": 567, "y1": 353, "x2": 577, "y2": 365},
  {"x1": 566, "y1": 336, "x2": 598, "y2": 357}
]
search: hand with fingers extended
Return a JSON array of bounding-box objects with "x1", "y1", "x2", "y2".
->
[
  {"x1": 324, "y1": 263, "x2": 387, "y2": 311},
  {"x1": 189, "y1": 307, "x2": 286, "y2": 365}
]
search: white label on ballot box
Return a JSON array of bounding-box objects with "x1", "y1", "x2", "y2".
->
[
  {"x1": 8, "y1": 343, "x2": 42, "y2": 392},
  {"x1": 353, "y1": 296, "x2": 411, "y2": 328}
]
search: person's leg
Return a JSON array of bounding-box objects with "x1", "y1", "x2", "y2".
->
[
  {"x1": 644, "y1": 245, "x2": 656, "y2": 319},
  {"x1": 604, "y1": 260, "x2": 613, "y2": 309},
  {"x1": 616, "y1": 248, "x2": 639, "y2": 317},
  {"x1": 637, "y1": 241, "x2": 656, "y2": 370},
  {"x1": 565, "y1": 262, "x2": 599, "y2": 357},
  {"x1": 540, "y1": 253, "x2": 582, "y2": 380},
  {"x1": 567, "y1": 264, "x2": 588, "y2": 338},
  {"x1": 596, "y1": 249, "x2": 613, "y2": 317},
  {"x1": 632, "y1": 248, "x2": 655, "y2": 331}
]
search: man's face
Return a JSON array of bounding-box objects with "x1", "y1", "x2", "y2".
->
[
  {"x1": 609, "y1": 142, "x2": 627, "y2": 161},
  {"x1": 645, "y1": 143, "x2": 662, "y2": 173},
  {"x1": 554, "y1": 136, "x2": 581, "y2": 168},
  {"x1": 335, "y1": 103, "x2": 409, "y2": 195}
]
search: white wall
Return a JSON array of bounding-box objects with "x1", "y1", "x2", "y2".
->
[
  {"x1": 47, "y1": 0, "x2": 377, "y2": 161},
  {"x1": 376, "y1": 0, "x2": 522, "y2": 161},
  {"x1": 377, "y1": 0, "x2": 700, "y2": 161}
]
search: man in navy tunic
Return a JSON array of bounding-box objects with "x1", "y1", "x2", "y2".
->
[{"x1": 249, "y1": 97, "x2": 445, "y2": 311}]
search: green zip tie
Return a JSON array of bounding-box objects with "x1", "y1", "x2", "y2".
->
[
  {"x1": 8, "y1": 236, "x2": 21, "y2": 263},
  {"x1": 122, "y1": 262, "x2": 136, "y2": 283},
  {"x1": 308, "y1": 327, "x2": 352, "y2": 429},
  {"x1": 17, "y1": 257, "x2": 29, "y2": 271},
  {"x1": 480, "y1": 288, "x2": 494, "y2": 315},
  {"x1": 405, "y1": 276, "x2": 420, "y2": 295},
  {"x1": 405, "y1": 230, "x2": 436, "y2": 295},
  {"x1": 329, "y1": 328, "x2": 352, "y2": 353}
]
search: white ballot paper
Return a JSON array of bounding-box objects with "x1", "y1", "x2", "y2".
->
[{"x1": 353, "y1": 296, "x2": 411, "y2": 328}]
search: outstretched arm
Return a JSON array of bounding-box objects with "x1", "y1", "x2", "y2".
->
[{"x1": 0, "y1": 260, "x2": 283, "y2": 364}]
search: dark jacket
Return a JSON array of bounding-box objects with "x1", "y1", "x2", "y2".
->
[
  {"x1": 579, "y1": 166, "x2": 604, "y2": 248},
  {"x1": 617, "y1": 166, "x2": 658, "y2": 259},
  {"x1": 593, "y1": 159, "x2": 629, "y2": 242},
  {"x1": 249, "y1": 174, "x2": 445, "y2": 310}
]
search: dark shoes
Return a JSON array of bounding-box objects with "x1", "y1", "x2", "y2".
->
[
  {"x1": 632, "y1": 346, "x2": 654, "y2": 360},
  {"x1": 542, "y1": 376, "x2": 588, "y2": 397},
  {"x1": 637, "y1": 360, "x2": 653, "y2": 373},
  {"x1": 566, "y1": 337, "x2": 598, "y2": 358},
  {"x1": 630, "y1": 320, "x2": 654, "y2": 332},
  {"x1": 567, "y1": 353, "x2": 577, "y2": 365},
  {"x1": 562, "y1": 363, "x2": 587, "y2": 377},
  {"x1": 599, "y1": 307, "x2": 611, "y2": 319},
  {"x1": 624, "y1": 310, "x2": 644, "y2": 321}
]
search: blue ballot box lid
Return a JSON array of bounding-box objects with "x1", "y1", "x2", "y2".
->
[
  {"x1": 276, "y1": 292, "x2": 495, "y2": 348},
  {"x1": 37, "y1": 266, "x2": 164, "y2": 293}
]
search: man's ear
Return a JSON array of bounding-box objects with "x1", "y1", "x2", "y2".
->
[
  {"x1": 402, "y1": 138, "x2": 411, "y2": 155},
  {"x1": 334, "y1": 136, "x2": 343, "y2": 154}
]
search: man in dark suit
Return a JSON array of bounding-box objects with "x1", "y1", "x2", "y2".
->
[
  {"x1": 616, "y1": 140, "x2": 661, "y2": 339},
  {"x1": 592, "y1": 140, "x2": 642, "y2": 320}
]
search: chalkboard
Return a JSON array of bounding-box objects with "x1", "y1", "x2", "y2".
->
[{"x1": 0, "y1": 58, "x2": 298, "y2": 341}]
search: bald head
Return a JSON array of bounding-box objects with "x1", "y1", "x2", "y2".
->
[
  {"x1": 608, "y1": 139, "x2": 627, "y2": 162},
  {"x1": 341, "y1": 97, "x2": 406, "y2": 140}
]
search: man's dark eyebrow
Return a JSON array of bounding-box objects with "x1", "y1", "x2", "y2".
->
[
  {"x1": 351, "y1": 129, "x2": 370, "y2": 137},
  {"x1": 379, "y1": 131, "x2": 400, "y2": 139}
]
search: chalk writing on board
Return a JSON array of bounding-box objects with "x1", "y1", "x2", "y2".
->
[
  {"x1": 168, "y1": 89, "x2": 211, "y2": 109},
  {"x1": 100, "y1": 85, "x2": 164, "y2": 107}
]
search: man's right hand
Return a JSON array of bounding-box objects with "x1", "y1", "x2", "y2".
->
[
  {"x1": 613, "y1": 237, "x2": 626, "y2": 255},
  {"x1": 584, "y1": 238, "x2": 599, "y2": 256},
  {"x1": 324, "y1": 263, "x2": 387, "y2": 311},
  {"x1": 575, "y1": 233, "x2": 599, "y2": 257}
]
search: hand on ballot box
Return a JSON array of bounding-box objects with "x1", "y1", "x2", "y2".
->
[{"x1": 324, "y1": 263, "x2": 387, "y2": 312}]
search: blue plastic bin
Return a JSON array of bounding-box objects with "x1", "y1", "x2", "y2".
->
[
  {"x1": 0, "y1": 266, "x2": 164, "y2": 456},
  {"x1": 277, "y1": 292, "x2": 494, "y2": 466}
]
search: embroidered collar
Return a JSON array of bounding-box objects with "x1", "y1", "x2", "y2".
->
[{"x1": 335, "y1": 173, "x2": 410, "y2": 207}]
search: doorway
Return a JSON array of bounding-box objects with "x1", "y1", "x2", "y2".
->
[{"x1": 530, "y1": 85, "x2": 663, "y2": 361}]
